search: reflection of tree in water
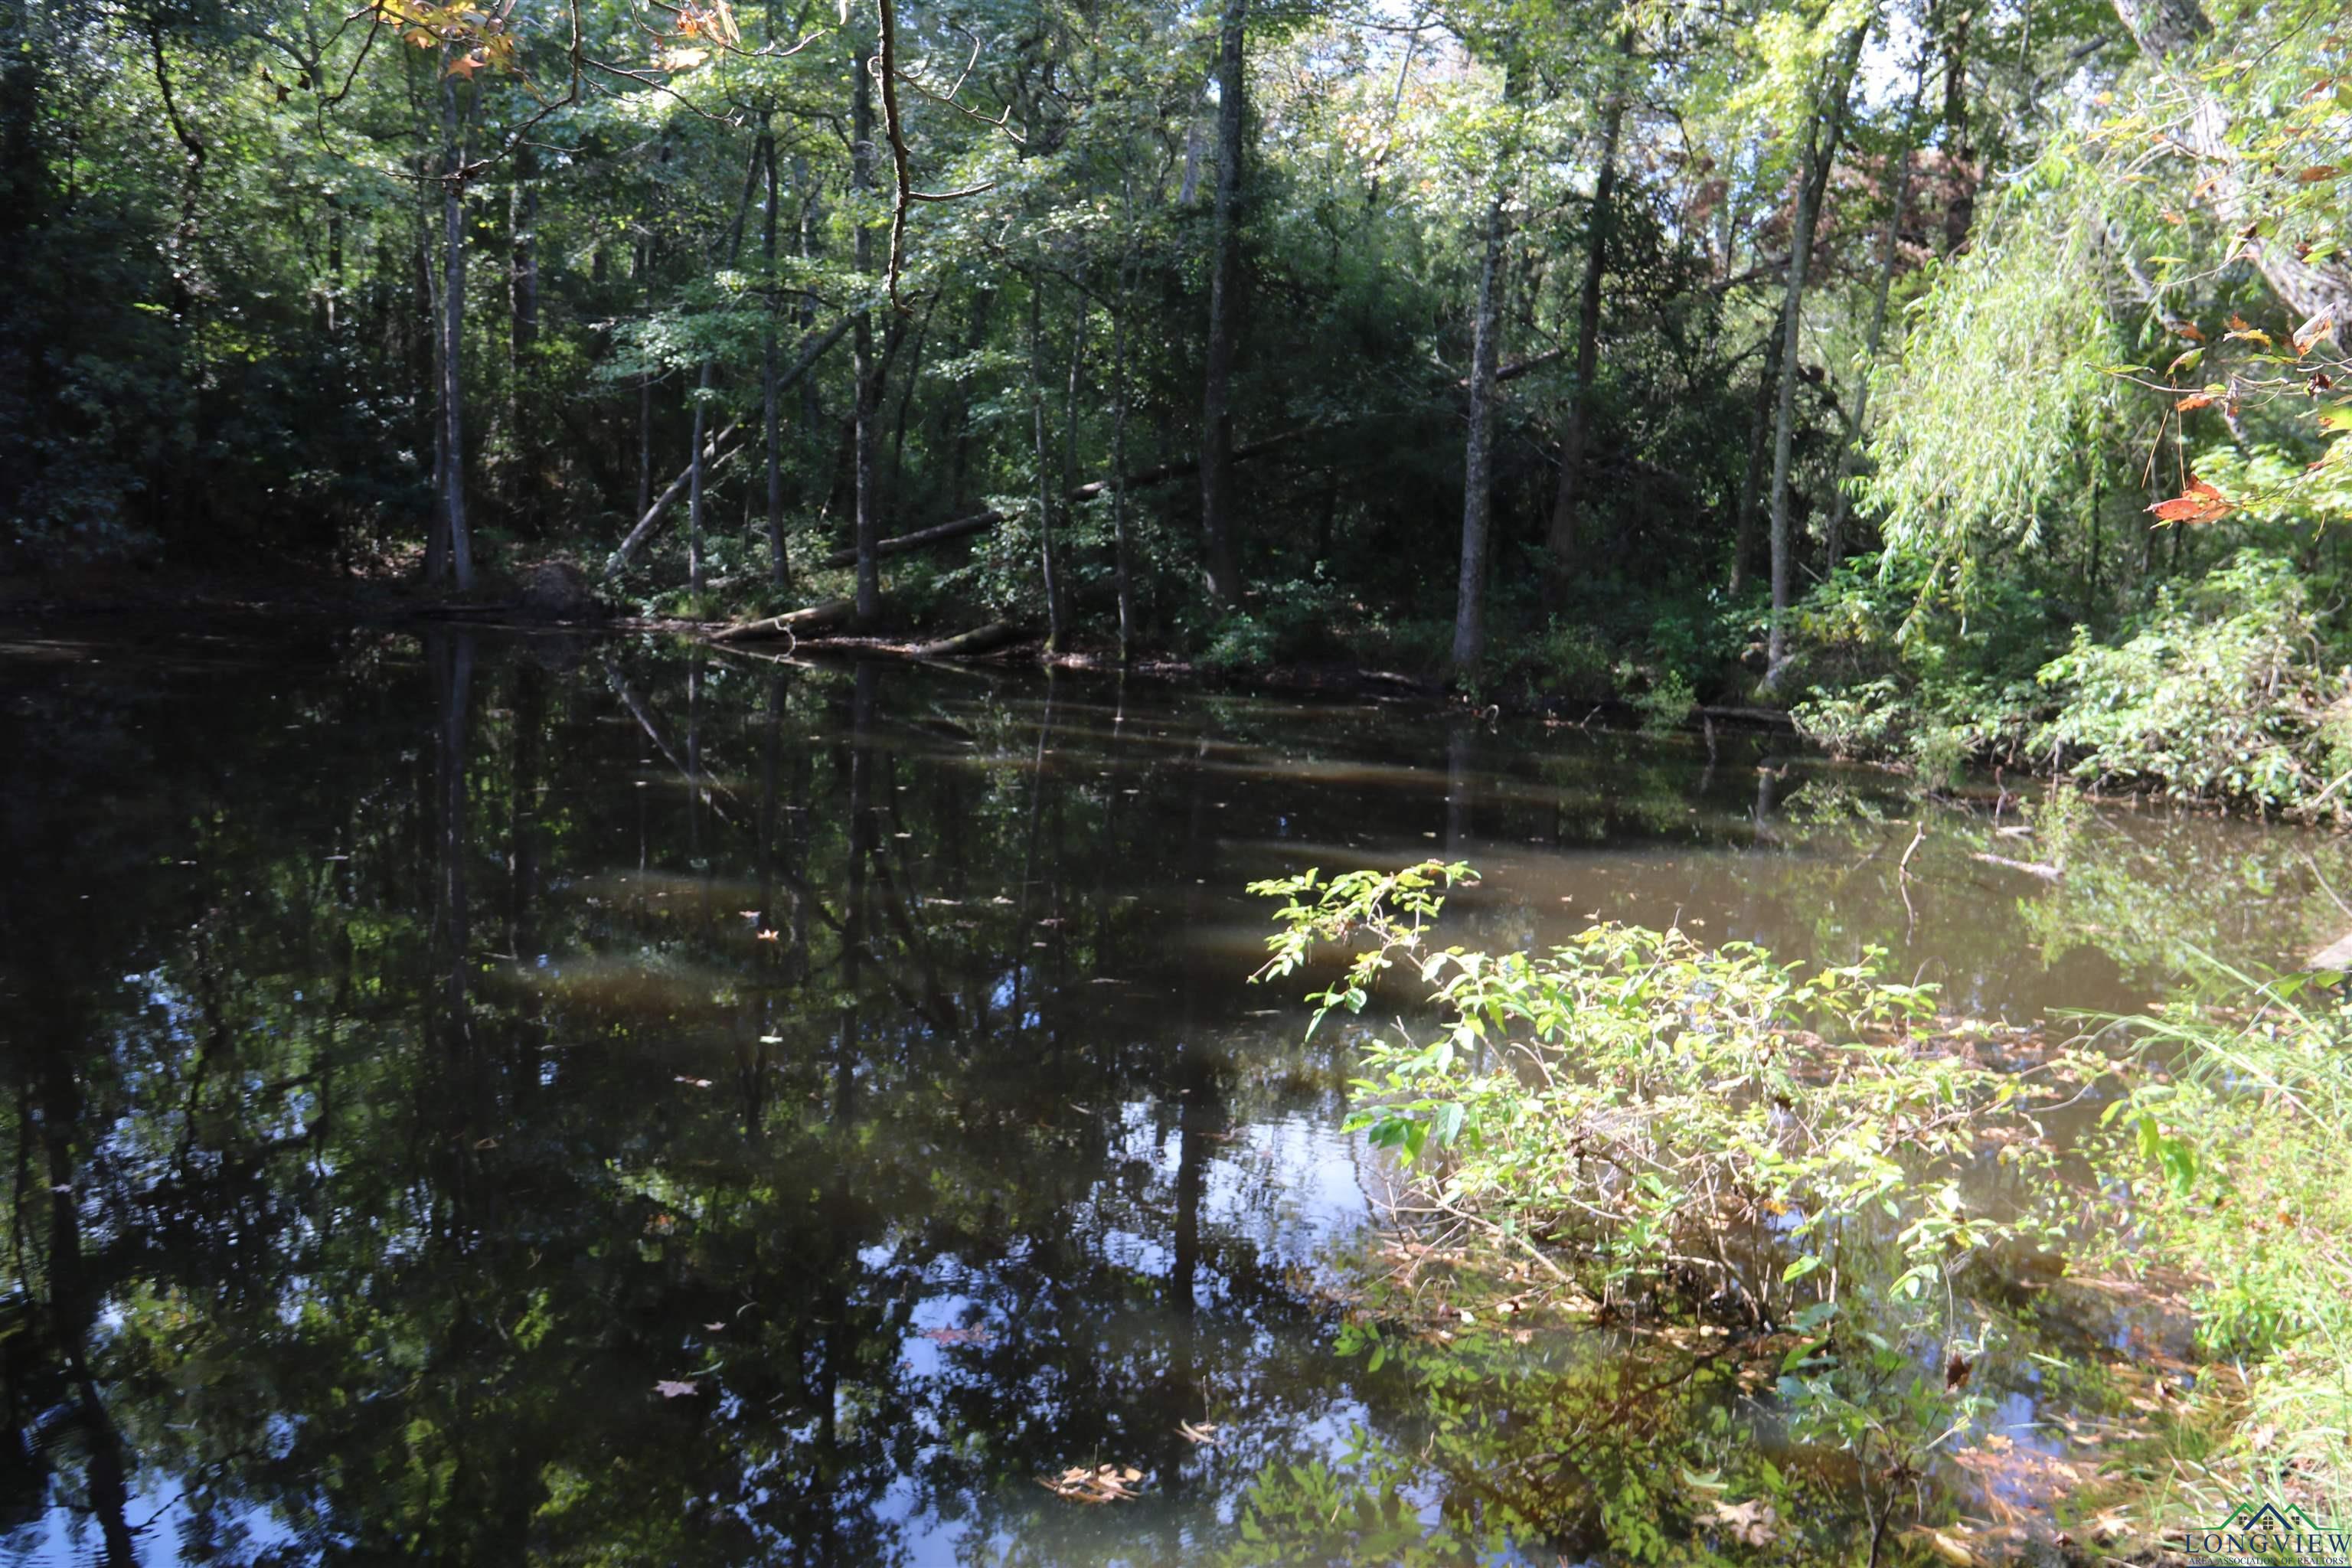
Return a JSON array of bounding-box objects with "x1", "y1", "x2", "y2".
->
[
  {"x1": 0, "y1": 635, "x2": 1384, "y2": 1563},
  {"x1": 2, "y1": 637, "x2": 2323, "y2": 1563}
]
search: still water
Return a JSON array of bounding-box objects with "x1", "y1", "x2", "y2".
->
[{"x1": 2, "y1": 626, "x2": 2344, "y2": 1565}]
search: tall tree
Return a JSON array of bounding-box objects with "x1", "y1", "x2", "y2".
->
[
  {"x1": 1544, "y1": 29, "x2": 1633, "y2": 601},
  {"x1": 1763, "y1": 19, "x2": 1869, "y2": 685},
  {"x1": 851, "y1": 34, "x2": 883, "y2": 623},
  {"x1": 1197, "y1": 0, "x2": 1250, "y2": 609},
  {"x1": 1451, "y1": 158, "x2": 1510, "y2": 671},
  {"x1": 434, "y1": 64, "x2": 476, "y2": 592}
]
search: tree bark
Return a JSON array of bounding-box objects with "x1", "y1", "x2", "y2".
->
[
  {"x1": 1030, "y1": 276, "x2": 1064, "y2": 651},
  {"x1": 851, "y1": 42, "x2": 882, "y2": 624},
  {"x1": 1198, "y1": 0, "x2": 1250, "y2": 609},
  {"x1": 1450, "y1": 181, "x2": 1508, "y2": 674},
  {"x1": 1763, "y1": 24, "x2": 1867, "y2": 686},
  {"x1": 1729, "y1": 328, "x2": 1778, "y2": 596},
  {"x1": 1544, "y1": 30, "x2": 1631, "y2": 602},
  {"x1": 437, "y1": 67, "x2": 475, "y2": 592},
  {"x1": 1111, "y1": 220, "x2": 1138, "y2": 660},
  {"x1": 760, "y1": 120, "x2": 787, "y2": 587},
  {"x1": 684, "y1": 139, "x2": 766, "y2": 593},
  {"x1": 688, "y1": 360, "x2": 714, "y2": 589}
]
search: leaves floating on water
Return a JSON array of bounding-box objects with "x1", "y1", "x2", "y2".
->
[
  {"x1": 1040, "y1": 1463, "x2": 1145, "y2": 1503},
  {"x1": 920, "y1": 1325, "x2": 992, "y2": 1346},
  {"x1": 1909, "y1": 1525, "x2": 1988, "y2": 1566}
]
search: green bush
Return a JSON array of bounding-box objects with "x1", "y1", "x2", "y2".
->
[
  {"x1": 1200, "y1": 611, "x2": 1279, "y2": 671},
  {"x1": 1535, "y1": 621, "x2": 1613, "y2": 701},
  {"x1": 1251, "y1": 861, "x2": 2103, "y2": 1526},
  {"x1": 2034, "y1": 552, "x2": 2350, "y2": 812}
]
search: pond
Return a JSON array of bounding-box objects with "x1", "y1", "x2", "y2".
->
[{"x1": 1, "y1": 625, "x2": 2344, "y2": 1565}]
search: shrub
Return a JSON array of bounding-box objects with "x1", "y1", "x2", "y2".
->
[
  {"x1": 1251, "y1": 862, "x2": 2073, "y2": 1315},
  {"x1": 2034, "y1": 551, "x2": 2350, "y2": 812},
  {"x1": 1251, "y1": 861, "x2": 2098, "y2": 1530}
]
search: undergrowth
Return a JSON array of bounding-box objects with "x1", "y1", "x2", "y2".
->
[{"x1": 2092, "y1": 959, "x2": 2352, "y2": 1521}]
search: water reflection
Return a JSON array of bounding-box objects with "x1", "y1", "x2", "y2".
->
[{"x1": 0, "y1": 628, "x2": 2346, "y2": 1564}]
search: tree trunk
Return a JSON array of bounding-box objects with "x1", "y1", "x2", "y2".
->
[
  {"x1": 851, "y1": 43, "x2": 882, "y2": 624},
  {"x1": 1197, "y1": 0, "x2": 1250, "y2": 609},
  {"x1": 1763, "y1": 24, "x2": 1867, "y2": 685},
  {"x1": 1063, "y1": 288, "x2": 1087, "y2": 508},
  {"x1": 760, "y1": 120, "x2": 787, "y2": 587},
  {"x1": 1544, "y1": 30, "x2": 1630, "y2": 602},
  {"x1": 510, "y1": 144, "x2": 537, "y2": 368},
  {"x1": 1823, "y1": 111, "x2": 1917, "y2": 572},
  {"x1": 1730, "y1": 328, "x2": 1779, "y2": 595},
  {"x1": 688, "y1": 361, "x2": 713, "y2": 589},
  {"x1": 1451, "y1": 182, "x2": 1508, "y2": 674},
  {"x1": 1030, "y1": 276, "x2": 1064, "y2": 651},
  {"x1": 1937, "y1": 0, "x2": 1975, "y2": 253},
  {"x1": 2111, "y1": 0, "x2": 2352, "y2": 326},
  {"x1": 1111, "y1": 234, "x2": 1137, "y2": 661},
  {"x1": 681, "y1": 139, "x2": 766, "y2": 595},
  {"x1": 325, "y1": 195, "x2": 343, "y2": 337},
  {"x1": 603, "y1": 318, "x2": 847, "y2": 577},
  {"x1": 437, "y1": 68, "x2": 475, "y2": 593},
  {"x1": 423, "y1": 209, "x2": 449, "y2": 585}
]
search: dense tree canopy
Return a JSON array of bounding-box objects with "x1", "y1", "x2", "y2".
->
[{"x1": 2, "y1": 0, "x2": 2348, "y2": 797}]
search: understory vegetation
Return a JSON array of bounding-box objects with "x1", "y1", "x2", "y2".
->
[
  {"x1": 2094, "y1": 961, "x2": 2352, "y2": 1520},
  {"x1": 1256, "y1": 860, "x2": 2352, "y2": 1557}
]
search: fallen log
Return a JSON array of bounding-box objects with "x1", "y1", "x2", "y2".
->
[
  {"x1": 1971, "y1": 851, "x2": 2063, "y2": 880},
  {"x1": 910, "y1": 621, "x2": 1022, "y2": 658},
  {"x1": 603, "y1": 317, "x2": 854, "y2": 580},
  {"x1": 605, "y1": 423, "x2": 743, "y2": 579},
  {"x1": 819, "y1": 511, "x2": 1002, "y2": 568},
  {"x1": 709, "y1": 598, "x2": 856, "y2": 642}
]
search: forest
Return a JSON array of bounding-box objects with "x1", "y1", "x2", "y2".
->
[
  {"x1": 4, "y1": 0, "x2": 2352, "y2": 1559},
  {"x1": 2, "y1": 0, "x2": 2347, "y2": 803}
]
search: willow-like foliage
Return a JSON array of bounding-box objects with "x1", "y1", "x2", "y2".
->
[{"x1": 1864, "y1": 149, "x2": 2122, "y2": 569}]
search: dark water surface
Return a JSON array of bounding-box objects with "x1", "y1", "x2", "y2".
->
[{"x1": 3, "y1": 626, "x2": 2347, "y2": 1565}]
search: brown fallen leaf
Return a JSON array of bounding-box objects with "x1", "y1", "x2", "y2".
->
[
  {"x1": 1040, "y1": 1462, "x2": 1148, "y2": 1504},
  {"x1": 654, "y1": 1379, "x2": 700, "y2": 1398},
  {"x1": 1178, "y1": 1419, "x2": 1220, "y2": 1445}
]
